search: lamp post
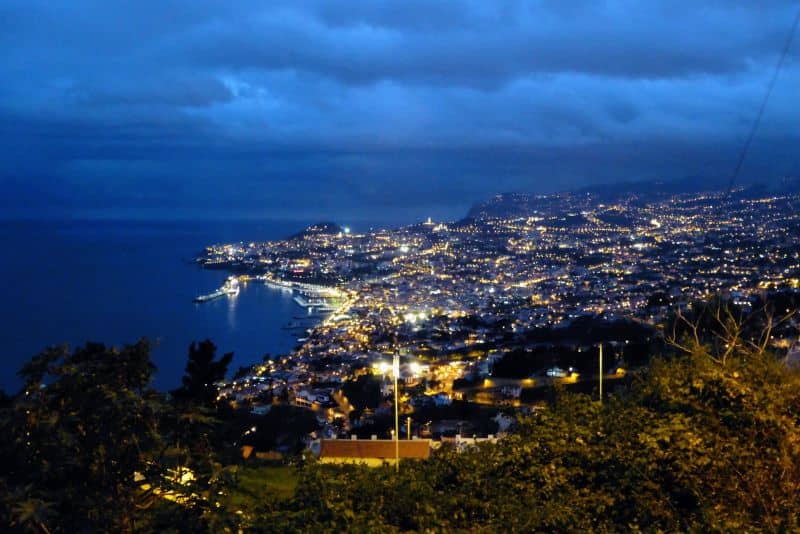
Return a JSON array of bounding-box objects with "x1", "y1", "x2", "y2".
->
[
  {"x1": 598, "y1": 343, "x2": 603, "y2": 404},
  {"x1": 393, "y1": 352, "x2": 400, "y2": 473}
]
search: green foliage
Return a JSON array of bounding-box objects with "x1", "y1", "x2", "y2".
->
[
  {"x1": 635, "y1": 346, "x2": 800, "y2": 529},
  {"x1": 0, "y1": 340, "x2": 233, "y2": 533},
  {"x1": 0, "y1": 341, "x2": 168, "y2": 531},
  {"x1": 218, "y1": 465, "x2": 298, "y2": 513}
]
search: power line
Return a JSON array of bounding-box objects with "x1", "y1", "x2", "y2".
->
[{"x1": 723, "y1": 6, "x2": 800, "y2": 201}]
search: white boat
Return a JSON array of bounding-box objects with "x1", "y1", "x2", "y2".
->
[
  {"x1": 194, "y1": 276, "x2": 239, "y2": 303},
  {"x1": 223, "y1": 276, "x2": 240, "y2": 295}
]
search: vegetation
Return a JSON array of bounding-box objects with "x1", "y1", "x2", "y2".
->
[
  {"x1": 218, "y1": 465, "x2": 298, "y2": 511},
  {"x1": 342, "y1": 374, "x2": 383, "y2": 413},
  {"x1": 1, "y1": 300, "x2": 799, "y2": 531},
  {"x1": 236, "y1": 405, "x2": 319, "y2": 454},
  {"x1": 172, "y1": 339, "x2": 233, "y2": 407}
]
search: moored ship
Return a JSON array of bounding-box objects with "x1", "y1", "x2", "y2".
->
[{"x1": 193, "y1": 276, "x2": 240, "y2": 303}]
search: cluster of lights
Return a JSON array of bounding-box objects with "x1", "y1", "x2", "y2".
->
[{"x1": 372, "y1": 359, "x2": 426, "y2": 377}]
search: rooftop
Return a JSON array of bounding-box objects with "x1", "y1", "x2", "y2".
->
[{"x1": 319, "y1": 439, "x2": 431, "y2": 461}]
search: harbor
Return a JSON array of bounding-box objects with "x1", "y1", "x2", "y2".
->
[
  {"x1": 192, "y1": 274, "x2": 348, "y2": 345},
  {"x1": 262, "y1": 277, "x2": 347, "y2": 339},
  {"x1": 256, "y1": 275, "x2": 344, "y2": 314}
]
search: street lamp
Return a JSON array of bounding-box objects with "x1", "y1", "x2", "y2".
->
[
  {"x1": 598, "y1": 343, "x2": 603, "y2": 404},
  {"x1": 393, "y1": 353, "x2": 400, "y2": 473}
]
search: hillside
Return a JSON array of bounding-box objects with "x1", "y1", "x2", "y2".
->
[{"x1": 463, "y1": 176, "x2": 794, "y2": 221}]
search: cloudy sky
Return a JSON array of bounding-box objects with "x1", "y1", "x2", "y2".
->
[{"x1": 1, "y1": 1, "x2": 798, "y2": 222}]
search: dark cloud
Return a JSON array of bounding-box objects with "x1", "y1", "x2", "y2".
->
[{"x1": 0, "y1": 1, "x2": 798, "y2": 222}]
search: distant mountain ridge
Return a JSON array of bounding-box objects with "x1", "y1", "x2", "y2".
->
[
  {"x1": 464, "y1": 176, "x2": 799, "y2": 221},
  {"x1": 573, "y1": 175, "x2": 728, "y2": 198}
]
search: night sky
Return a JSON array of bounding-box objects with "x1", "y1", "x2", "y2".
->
[{"x1": 1, "y1": 1, "x2": 798, "y2": 223}]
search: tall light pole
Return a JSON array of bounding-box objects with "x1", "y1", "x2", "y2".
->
[
  {"x1": 393, "y1": 352, "x2": 400, "y2": 473},
  {"x1": 598, "y1": 343, "x2": 603, "y2": 404}
]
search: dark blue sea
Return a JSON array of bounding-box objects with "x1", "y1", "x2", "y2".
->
[{"x1": 0, "y1": 218, "x2": 388, "y2": 393}]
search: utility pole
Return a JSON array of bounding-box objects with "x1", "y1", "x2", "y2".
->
[
  {"x1": 599, "y1": 343, "x2": 603, "y2": 404},
  {"x1": 393, "y1": 353, "x2": 400, "y2": 473}
]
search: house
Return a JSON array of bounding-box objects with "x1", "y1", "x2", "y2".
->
[
  {"x1": 546, "y1": 366, "x2": 568, "y2": 378},
  {"x1": 317, "y1": 438, "x2": 431, "y2": 466},
  {"x1": 293, "y1": 388, "x2": 333, "y2": 409}
]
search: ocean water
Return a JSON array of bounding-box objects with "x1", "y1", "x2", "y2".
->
[{"x1": 0, "y1": 218, "x2": 386, "y2": 393}]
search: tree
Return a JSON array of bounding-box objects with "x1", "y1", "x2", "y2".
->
[
  {"x1": 0, "y1": 341, "x2": 167, "y2": 532},
  {"x1": 341, "y1": 374, "x2": 383, "y2": 411},
  {"x1": 240, "y1": 405, "x2": 320, "y2": 454},
  {"x1": 232, "y1": 365, "x2": 252, "y2": 381},
  {"x1": 172, "y1": 339, "x2": 233, "y2": 407},
  {"x1": 163, "y1": 340, "x2": 239, "y2": 517}
]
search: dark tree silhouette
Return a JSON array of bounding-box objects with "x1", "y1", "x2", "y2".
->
[
  {"x1": 342, "y1": 374, "x2": 383, "y2": 411},
  {"x1": 0, "y1": 341, "x2": 167, "y2": 531},
  {"x1": 172, "y1": 339, "x2": 233, "y2": 407}
]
